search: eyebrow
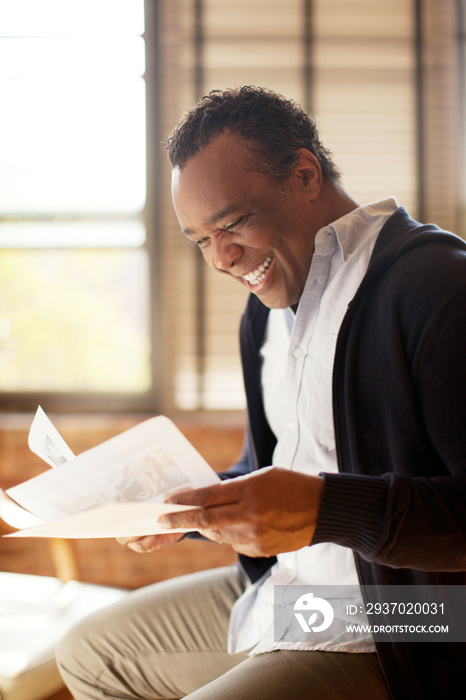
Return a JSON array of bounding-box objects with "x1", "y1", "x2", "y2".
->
[{"x1": 182, "y1": 203, "x2": 244, "y2": 237}]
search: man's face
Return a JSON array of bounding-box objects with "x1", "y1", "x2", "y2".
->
[{"x1": 171, "y1": 132, "x2": 322, "y2": 309}]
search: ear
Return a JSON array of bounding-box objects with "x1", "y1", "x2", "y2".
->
[{"x1": 293, "y1": 149, "x2": 322, "y2": 200}]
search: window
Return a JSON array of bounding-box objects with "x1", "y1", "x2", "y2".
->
[
  {"x1": 0, "y1": 0, "x2": 155, "y2": 411},
  {"x1": 1, "y1": 0, "x2": 462, "y2": 415}
]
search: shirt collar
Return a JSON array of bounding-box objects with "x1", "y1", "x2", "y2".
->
[
  {"x1": 331, "y1": 197, "x2": 398, "y2": 263},
  {"x1": 287, "y1": 197, "x2": 398, "y2": 321}
]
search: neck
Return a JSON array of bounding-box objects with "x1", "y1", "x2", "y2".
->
[{"x1": 319, "y1": 178, "x2": 359, "y2": 227}]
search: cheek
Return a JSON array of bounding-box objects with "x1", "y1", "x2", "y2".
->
[{"x1": 200, "y1": 248, "x2": 214, "y2": 268}]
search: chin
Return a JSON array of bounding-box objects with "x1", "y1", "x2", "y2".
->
[{"x1": 257, "y1": 294, "x2": 292, "y2": 310}]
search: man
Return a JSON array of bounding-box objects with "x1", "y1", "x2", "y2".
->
[{"x1": 57, "y1": 87, "x2": 466, "y2": 699}]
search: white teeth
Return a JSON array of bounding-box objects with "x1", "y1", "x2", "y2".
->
[{"x1": 244, "y1": 256, "x2": 273, "y2": 284}]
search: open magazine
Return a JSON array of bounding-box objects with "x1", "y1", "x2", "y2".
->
[{"x1": 4, "y1": 407, "x2": 220, "y2": 539}]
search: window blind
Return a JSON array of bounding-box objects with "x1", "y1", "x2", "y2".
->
[{"x1": 155, "y1": 0, "x2": 463, "y2": 412}]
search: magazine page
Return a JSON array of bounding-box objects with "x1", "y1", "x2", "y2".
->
[
  {"x1": 5, "y1": 502, "x2": 198, "y2": 539},
  {"x1": 28, "y1": 405, "x2": 76, "y2": 468},
  {"x1": 5, "y1": 414, "x2": 220, "y2": 538}
]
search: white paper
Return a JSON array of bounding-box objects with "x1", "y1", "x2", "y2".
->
[
  {"x1": 28, "y1": 405, "x2": 75, "y2": 467},
  {"x1": 5, "y1": 502, "x2": 198, "y2": 539},
  {"x1": 6, "y1": 412, "x2": 219, "y2": 539}
]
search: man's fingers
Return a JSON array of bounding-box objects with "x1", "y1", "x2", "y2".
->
[
  {"x1": 117, "y1": 533, "x2": 183, "y2": 552},
  {"x1": 164, "y1": 479, "x2": 242, "y2": 508},
  {"x1": 161, "y1": 468, "x2": 322, "y2": 556},
  {"x1": 159, "y1": 502, "x2": 241, "y2": 531},
  {"x1": 116, "y1": 535, "x2": 141, "y2": 545}
]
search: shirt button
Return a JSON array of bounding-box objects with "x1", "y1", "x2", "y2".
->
[
  {"x1": 288, "y1": 420, "x2": 296, "y2": 431},
  {"x1": 345, "y1": 249, "x2": 354, "y2": 261},
  {"x1": 285, "y1": 558, "x2": 294, "y2": 570},
  {"x1": 293, "y1": 347, "x2": 303, "y2": 359}
]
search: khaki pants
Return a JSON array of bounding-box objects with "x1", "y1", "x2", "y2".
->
[{"x1": 56, "y1": 565, "x2": 390, "y2": 699}]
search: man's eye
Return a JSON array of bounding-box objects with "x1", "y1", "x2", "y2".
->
[
  {"x1": 225, "y1": 215, "x2": 249, "y2": 232},
  {"x1": 194, "y1": 237, "x2": 209, "y2": 248}
]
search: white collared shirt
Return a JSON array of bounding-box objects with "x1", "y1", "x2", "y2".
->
[{"x1": 228, "y1": 198, "x2": 398, "y2": 655}]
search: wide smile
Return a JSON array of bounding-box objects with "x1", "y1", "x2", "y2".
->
[{"x1": 242, "y1": 255, "x2": 273, "y2": 287}]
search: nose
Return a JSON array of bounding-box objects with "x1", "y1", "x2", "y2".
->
[{"x1": 211, "y1": 236, "x2": 242, "y2": 271}]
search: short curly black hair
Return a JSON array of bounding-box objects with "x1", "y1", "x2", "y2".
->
[{"x1": 166, "y1": 86, "x2": 340, "y2": 181}]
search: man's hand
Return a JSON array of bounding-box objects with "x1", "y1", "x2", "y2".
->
[
  {"x1": 158, "y1": 467, "x2": 323, "y2": 558},
  {"x1": 116, "y1": 532, "x2": 183, "y2": 553}
]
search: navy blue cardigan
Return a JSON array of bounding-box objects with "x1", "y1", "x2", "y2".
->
[{"x1": 222, "y1": 207, "x2": 466, "y2": 699}]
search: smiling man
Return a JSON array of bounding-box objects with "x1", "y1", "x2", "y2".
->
[
  {"x1": 57, "y1": 87, "x2": 466, "y2": 700},
  {"x1": 171, "y1": 129, "x2": 356, "y2": 311}
]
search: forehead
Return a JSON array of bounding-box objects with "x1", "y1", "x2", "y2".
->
[{"x1": 171, "y1": 133, "x2": 271, "y2": 223}]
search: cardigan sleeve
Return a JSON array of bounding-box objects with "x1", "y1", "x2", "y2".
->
[
  {"x1": 313, "y1": 471, "x2": 466, "y2": 571},
  {"x1": 219, "y1": 429, "x2": 258, "y2": 480}
]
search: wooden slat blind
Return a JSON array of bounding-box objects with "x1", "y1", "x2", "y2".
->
[
  {"x1": 155, "y1": 0, "x2": 464, "y2": 412},
  {"x1": 313, "y1": 0, "x2": 416, "y2": 213},
  {"x1": 419, "y1": 0, "x2": 463, "y2": 233}
]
